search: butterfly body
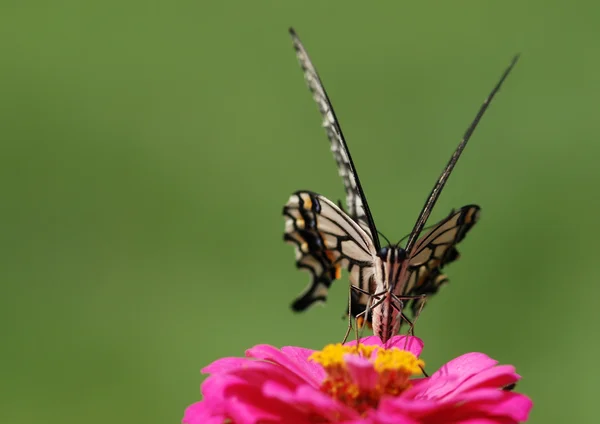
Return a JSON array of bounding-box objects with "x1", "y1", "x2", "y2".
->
[
  {"x1": 370, "y1": 246, "x2": 404, "y2": 342},
  {"x1": 283, "y1": 28, "x2": 517, "y2": 342}
]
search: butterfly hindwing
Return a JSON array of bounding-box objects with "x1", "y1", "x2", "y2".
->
[
  {"x1": 401, "y1": 205, "x2": 480, "y2": 317},
  {"x1": 283, "y1": 191, "x2": 377, "y2": 311},
  {"x1": 404, "y1": 269, "x2": 449, "y2": 319}
]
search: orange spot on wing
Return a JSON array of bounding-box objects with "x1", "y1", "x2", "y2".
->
[
  {"x1": 304, "y1": 196, "x2": 312, "y2": 210},
  {"x1": 357, "y1": 316, "x2": 365, "y2": 329},
  {"x1": 467, "y1": 207, "x2": 480, "y2": 222},
  {"x1": 335, "y1": 265, "x2": 341, "y2": 279},
  {"x1": 355, "y1": 315, "x2": 373, "y2": 329}
]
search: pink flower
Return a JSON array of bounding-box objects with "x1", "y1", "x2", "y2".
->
[{"x1": 183, "y1": 336, "x2": 532, "y2": 423}]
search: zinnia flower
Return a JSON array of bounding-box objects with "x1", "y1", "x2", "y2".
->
[{"x1": 183, "y1": 335, "x2": 532, "y2": 423}]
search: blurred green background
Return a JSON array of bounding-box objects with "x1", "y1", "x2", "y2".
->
[{"x1": 1, "y1": 1, "x2": 598, "y2": 423}]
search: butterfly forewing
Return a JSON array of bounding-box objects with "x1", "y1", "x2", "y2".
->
[
  {"x1": 406, "y1": 206, "x2": 480, "y2": 274},
  {"x1": 283, "y1": 191, "x2": 377, "y2": 311},
  {"x1": 289, "y1": 29, "x2": 378, "y2": 243}
]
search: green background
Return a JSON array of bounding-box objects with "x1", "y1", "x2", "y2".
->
[{"x1": 1, "y1": 1, "x2": 597, "y2": 423}]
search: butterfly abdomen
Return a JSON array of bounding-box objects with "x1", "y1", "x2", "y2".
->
[{"x1": 370, "y1": 246, "x2": 406, "y2": 343}]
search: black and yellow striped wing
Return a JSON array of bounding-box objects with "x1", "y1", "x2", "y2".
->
[
  {"x1": 283, "y1": 191, "x2": 377, "y2": 311},
  {"x1": 401, "y1": 204, "x2": 480, "y2": 317},
  {"x1": 289, "y1": 29, "x2": 379, "y2": 241},
  {"x1": 348, "y1": 205, "x2": 480, "y2": 326}
]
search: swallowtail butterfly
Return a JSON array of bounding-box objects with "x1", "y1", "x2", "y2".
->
[{"x1": 283, "y1": 28, "x2": 518, "y2": 342}]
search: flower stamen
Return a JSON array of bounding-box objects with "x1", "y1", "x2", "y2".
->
[{"x1": 310, "y1": 343, "x2": 424, "y2": 414}]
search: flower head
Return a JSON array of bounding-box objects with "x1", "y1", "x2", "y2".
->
[{"x1": 183, "y1": 336, "x2": 532, "y2": 423}]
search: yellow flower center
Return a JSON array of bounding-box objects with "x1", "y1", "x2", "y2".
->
[{"x1": 310, "y1": 344, "x2": 424, "y2": 415}]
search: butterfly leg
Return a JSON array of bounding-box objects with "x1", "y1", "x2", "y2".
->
[
  {"x1": 342, "y1": 283, "x2": 354, "y2": 344},
  {"x1": 391, "y1": 294, "x2": 429, "y2": 377},
  {"x1": 342, "y1": 285, "x2": 386, "y2": 344},
  {"x1": 352, "y1": 285, "x2": 383, "y2": 296},
  {"x1": 411, "y1": 294, "x2": 428, "y2": 333},
  {"x1": 391, "y1": 293, "x2": 428, "y2": 336},
  {"x1": 357, "y1": 294, "x2": 386, "y2": 340},
  {"x1": 342, "y1": 284, "x2": 378, "y2": 344}
]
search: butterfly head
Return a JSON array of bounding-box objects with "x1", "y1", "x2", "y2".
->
[{"x1": 377, "y1": 246, "x2": 407, "y2": 263}]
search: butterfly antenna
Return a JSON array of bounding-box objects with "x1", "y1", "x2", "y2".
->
[
  {"x1": 395, "y1": 221, "x2": 438, "y2": 247},
  {"x1": 377, "y1": 230, "x2": 392, "y2": 246},
  {"x1": 403, "y1": 54, "x2": 520, "y2": 256}
]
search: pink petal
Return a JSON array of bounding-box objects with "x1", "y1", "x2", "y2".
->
[
  {"x1": 399, "y1": 377, "x2": 504, "y2": 407},
  {"x1": 296, "y1": 385, "x2": 359, "y2": 420},
  {"x1": 201, "y1": 371, "x2": 304, "y2": 423},
  {"x1": 225, "y1": 395, "x2": 283, "y2": 424},
  {"x1": 444, "y1": 388, "x2": 504, "y2": 404},
  {"x1": 386, "y1": 386, "x2": 532, "y2": 423},
  {"x1": 379, "y1": 395, "x2": 439, "y2": 415},
  {"x1": 421, "y1": 353, "x2": 499, "y2": 399},
  {"x1": 281, "y1": 346, "x2": 326, "y2": 383},
  {"x1": 433, "y1": 353, "x2": 498, "y2": 379},
  {"x1": 201, "y1": 357, "x2": 355, "y2": 423},
  {"x1": 337, "y1": 417, "x2": 379, "y2": 424},
  {"x1": 469, "y1": 391, "x2": 533, "y2": 422},
  {"x1": 182, "y1": 401, "x2": 227, "y2": 424},
  {"x1": 201, "y1": 357, "x2": 250, "y2": 375},
  {"x1": 372, "y1": 405, "x2": 422, "y2": 424},
  {"x1": 383, "y1": 336, "x2": 424, "y2": 356},
  {"x1": 202, "y1": 361, "x2": 304, "y2": 395},
  {"x1": 197, "y1": 348, "x2": 332, "y2": 423},
  {"x1": 408, "y1": 373, "x2": 461, "y2": 400},
  {"x1": 201, "y1": 373, "x2": 248, "y2": 398},
  {"x1": 344, "y1": 354, "x2": 379, "y2": 391},
  {"x1": 280, "y1": 346, "x2": 316, "y2": 362},
  {"x1": 263, "y1": 381, "x2": 359, "y2": 422},
  {"x1": 245, "y1": 344, "x2": 324, "y2": 386},
  {"x1": 450, "y1": 365, "x2": 520, "y2": 396}
]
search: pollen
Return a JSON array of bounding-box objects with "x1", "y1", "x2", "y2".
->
[
  {"x1": 310, "y1": 343, "x2": 425, "y2": 415},
  {"x1": 310, "y1": 343, "x2": 377, "y2": 368},
  {"x1": 375, "y1": 348, "x2": 424, "y2": 374}
]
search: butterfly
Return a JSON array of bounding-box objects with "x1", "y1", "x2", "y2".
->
[{"x1": 283, "y1": 28, "x2": 518, "y2": 343}]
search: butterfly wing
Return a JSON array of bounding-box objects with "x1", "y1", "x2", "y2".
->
[
  {"x1": 283, "y1": 191, "x2": 377, "y2": 311},
  {"x1": 344, "y1": 205, "x2": 479, "y2": 328},
  {"x1": 401, "y1": 204, "x2": 480, "y2": 317},
  {"x1": 289, "y1": 29, "x2": 377, "y2": 240}
]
